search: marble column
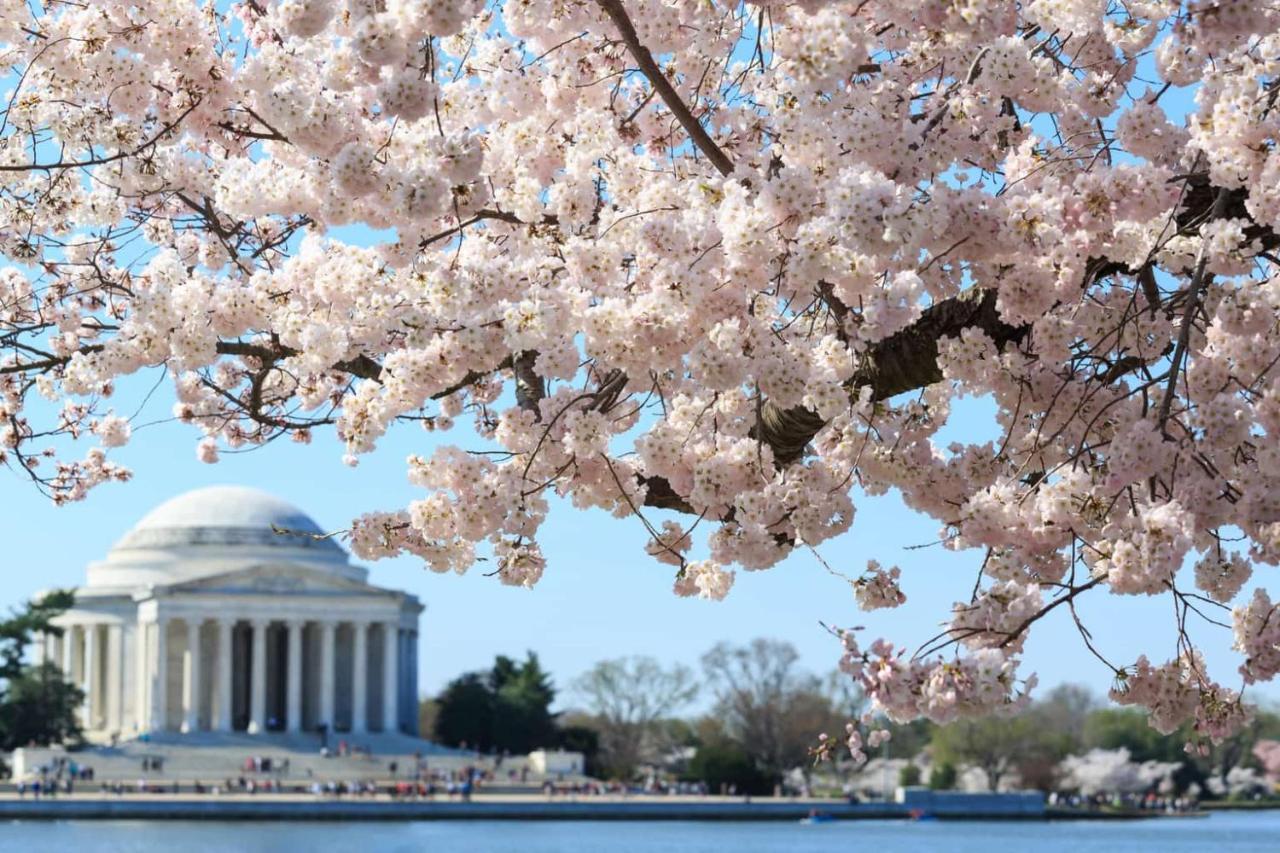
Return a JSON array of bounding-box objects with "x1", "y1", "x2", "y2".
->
[
  {"x1": 247, "y1": 619, "x2": 268, "y2": 734},
  {"x1": 150, "y1": 619, "x2": 168, "y2": 731},
  {"x1": 134, "y1": 622, "x2": 149, "y2": 733},
  {"x1": 381, "y1": 621, "x2": 398, "y2": 733},
  {"x1": 106, "y1": 624, "x2": 123, "y2": 733},
  {"x1": 409, "y1": 630, "x2": 419, "y2": 735},
  {"x1": 399, "y1": 630, "x2": 411, "y2": 733},
  {"x1": 61, "y1": 625, "x2": 76, "y2": 679},
  {"x1": 350, "y1": 622, "x2": 368, "y2": 734},
  {"x1": 82, "y1": 624, "x2": 99, "y2": 730},
  {"x1": 181, "y1": 619, "x2": 202, "y2": 733},
  {"x1": 215, "y1": 619, "x2": 234, "y2": 732},
  {"x1": 319, "y1": 621, "x2": 336, "y2": 731},
  {"x1": 286, "y1": 620, "x2": 303, "y2": 733}
]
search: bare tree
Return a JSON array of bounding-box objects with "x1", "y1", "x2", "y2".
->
[
  {"x1": 573, "y1": 656, "x2": 699, "y2": 778},
  {"x1": 702, "y1": 639, "x2": 846, "y2": 780}
]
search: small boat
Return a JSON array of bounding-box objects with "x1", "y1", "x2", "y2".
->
[
  {"x1": 800, "y1": 809, "x2": 837, "y2": 824},
  {"x1": 909, "y1": 809, "x2": 937, "y2": 821}
]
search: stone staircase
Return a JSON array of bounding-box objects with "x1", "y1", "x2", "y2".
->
[{"x1": 10, "y1": 731, "x2": 520, "y2": 785}]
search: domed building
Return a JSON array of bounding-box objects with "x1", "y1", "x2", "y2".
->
[{"x1": 42, "y1": 486, "x2": 422, "y2": 741}]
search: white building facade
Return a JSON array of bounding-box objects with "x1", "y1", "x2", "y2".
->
[{"x1": 39, "y1": 486, "x2": 422, "y2": 741}]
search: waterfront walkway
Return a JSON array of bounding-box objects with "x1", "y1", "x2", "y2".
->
[{"x1": 0, "y1": 790, "x2": 1055, "y2": 822}]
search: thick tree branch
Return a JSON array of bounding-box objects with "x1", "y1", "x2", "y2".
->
[
  {"x1": 643, "y1": 174, "x2": 1280, "y2": 513},
  {"x1": 214, "y1": 340, "x2": 385, "y2": 382},
  {"x1": 759, "y1": 286, "x2": 1028, "y2": 465},
  {"x1": 513, "y1": 350, "x2": 545, "y2": 417}
]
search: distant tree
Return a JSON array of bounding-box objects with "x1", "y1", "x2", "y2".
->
[
  {"x1": 557, "y1": 723, "x2": 603, "y2": 777},
  {"x1": 491, "y1": 652, "x2": 559, "y2": 754},
  {"x1": 431, "y1": 652, "x2": 559, "y2": 755},
  {"x1": 0, "y1": 591, "x2": 82, "y2": 750},
  {"x1": 574, "y1": 656, "x2": 699, "y2": 778},
  {"x1": 0, "y1": 591, "x2": 74, "y2": 681},
  {"x1": 930, "y1": 709, "x2": 1076, "y2": 792},
  {"x1": 1203, "y1": 709, "x2": 1280, "y2": 789},
  {"x1": 1253, "y1": 739, "x2": 1280, "y2": 784},
  {"x1": 492, "y1": 653, "x2": 556, "y2": 708},
  {"x1": 433, "y1": 672, "x2": 497, "y2": 752},
  {"x1": 417, "y1": 698, "x2": 440, "y2": 741},
  {"x1": 702, "y1": 639, "x2": 845, "y2": 780},
  {"x1": 656, "y1": 717, "x2": 699, "y2": 750},
  {"x1": 898, "y1": 764, "x2": 922, "y2": 787},
  {"x1": 1029, "y1": 684, "x2": 1096, "y2": 747},
  {"x1": 1012, "y1": 687, "x2": 1094, "y2": 790},
  {"x1": 685, "y1": 742, "x2": 777, "y2": 797},
  {"x1": 1083, "y1": 708, "x2": 1186, "y2": 763},
  {"x1": 930, "y1": 718, "x2": 1020, "y2": 791},
  {"x1": 928, "y1": 762, "x2": 957, "y2": 791},
  {"x1": 885, "y1": 718, "x2": 935, "y2": 760},
  {"x1": 1081, "y1": 707, "x2": 1209, "y2": 794},
  {"x1": 1059, "y1": 748, "x2": 1181, "y2": 796},
  {"x1": 0, "y1": 663, "x2": 83, "y2": 750}
]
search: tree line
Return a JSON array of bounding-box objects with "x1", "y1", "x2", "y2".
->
[
  {"x1": 424, "y1": 637, "x2": 871, "y2": 794},
  {"x1": 423, "y1": 639, "x2": 1280, "y2": 798}
]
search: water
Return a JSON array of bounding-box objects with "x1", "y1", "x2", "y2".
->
[{"x1": 1, "y1": 811, "x2": 1277, "y2": 852}]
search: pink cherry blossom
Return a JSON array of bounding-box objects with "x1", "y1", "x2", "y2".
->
[{"x1": 3, "y1": 0, "x2": 1280, "y2": 741}]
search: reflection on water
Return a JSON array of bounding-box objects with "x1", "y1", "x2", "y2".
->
[{"x1": 4, "y1": 811, "x2": 1280, "y2": 853}]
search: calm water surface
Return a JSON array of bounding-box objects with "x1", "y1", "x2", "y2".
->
[{"x1": 2, "y1": 811, "x2": 1278, "y2": 852}]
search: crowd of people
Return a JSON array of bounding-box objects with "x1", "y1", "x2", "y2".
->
[
  {"x1": 241, "y1": 755, "x2": 291, "y2": 774},
  {"x1": 1048, "y1": 791, "x2": 1199, "y2": 813},
  {"x1": 7, "y1": 761, "x2": 498, "y2": 799},
  {"x1": 13, "y1": 756, "x2": 96, "y2": 798},
  {"x1": 538, "y1": 779, "x2": 712, "y2": 797}
]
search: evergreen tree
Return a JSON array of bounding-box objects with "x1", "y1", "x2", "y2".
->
[
  {"x1": 431, "y1": 652, "x2": 558, "y2": 755},
  {"x1": 0, "y1": 591, "x2": 82, "y2": 750}
]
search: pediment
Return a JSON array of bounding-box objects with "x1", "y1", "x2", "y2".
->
[{"x1": 162, "y1": 564, "x2": 392, "y2": 597}]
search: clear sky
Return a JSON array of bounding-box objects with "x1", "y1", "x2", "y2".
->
[{"x1": 2, "y1": 379, "x2": 1275, "y2": 713}]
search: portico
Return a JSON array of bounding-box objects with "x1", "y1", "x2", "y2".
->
[{"x1": 43, "y1": 486, "x2": 423, "y2": 740}]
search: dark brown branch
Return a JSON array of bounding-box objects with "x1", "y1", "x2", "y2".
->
[
  {"x1": 643, "y1": 173, "x2": 1280, "y2": 514},
  {"x1": 596, "y1": 0, "x2": 735, "y2": 177},
  {"x1": 998, "y1": 577, "x2": 1103, "y2": 650},
  {"x1": 214, "y1": 340, "x2": 384, "y2": 381},
  {"x1": 513, "y1": 350, "x2": 545, "y2": 417},
  {"x1": 1156, "y1": 186, "x2": 1232, "y2": 434},
  {"x1": 760, "y1": 286, "x2": 1029, "y2": 465}
]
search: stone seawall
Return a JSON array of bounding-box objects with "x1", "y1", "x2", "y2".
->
[{"x1": 0, "y1": 794, "x2": 1048, "y2": 822}]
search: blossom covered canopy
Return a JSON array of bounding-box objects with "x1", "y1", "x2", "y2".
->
[{"x1": 2, "y1": 0, "x2": 1280, "y2": 745}]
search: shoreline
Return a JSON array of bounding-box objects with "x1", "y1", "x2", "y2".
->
[{"x1": 0, "y1": 795, "x2": 1200, "y2": 822}]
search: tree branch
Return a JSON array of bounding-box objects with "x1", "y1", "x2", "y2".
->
[
  {"x1": 1156, "y1": 186, "x2": 1232, "y2": 435},
  {"x1": 759, "y1": 286, "x2": 1028, "y2": 465},
  {"x1": 596, "y1": 0, "x2": 735, "y2": 177}
]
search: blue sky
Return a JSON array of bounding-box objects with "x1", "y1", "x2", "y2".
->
[{"x1": 2, "y1": 381, "x2": 1275, "y2": 711}]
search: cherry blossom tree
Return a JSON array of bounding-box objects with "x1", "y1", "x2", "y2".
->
[
  {"x1": 3, "y1": 0, "x2": 1280, "y2": 751},
  {"x1": 1253, "y1": 738, "x2": 1280, "y2": 783},
  {"x1": 1059, "y1": 747, "x2": 1181, "y2": 797}
]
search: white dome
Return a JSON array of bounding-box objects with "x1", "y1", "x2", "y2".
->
[
  {"x1": 113, "y1": 485, "x2": 343, "y2": 554},
  {"x1": 87, "y1": 485, "x2": 362, "y2": 589},
  {"x1": 134, "y1": 485, "x2": 320, "y2": 531}
]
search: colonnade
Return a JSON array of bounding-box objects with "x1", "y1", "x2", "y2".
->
[{"x1": 45, "y1": 617, "x2": 417, "y2": 736}]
